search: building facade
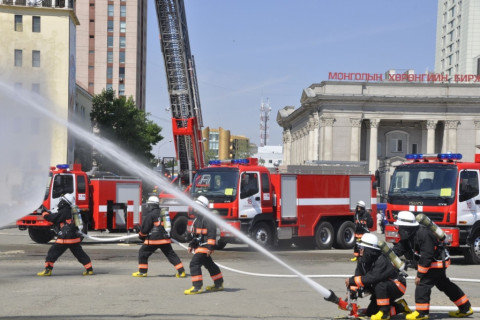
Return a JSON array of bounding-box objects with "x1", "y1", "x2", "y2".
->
[
  {"x1": 202, "y1": 127, "x2": 250, "y2": 161},
  {"x1": 435, "y1": 0, "x2": 480, "y2": 79},
  {"x1": 75, "y1": 0, "x2": 147, "y2": 109},
  {"x1": 277, "y1": 80, "x2": 480, "y2": 195}
]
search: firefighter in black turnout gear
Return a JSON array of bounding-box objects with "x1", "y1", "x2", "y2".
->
[
  {"x1": 351, "y1": 200, "x2": 373, "y2": 262},
  {"x1": 345, "y1": 233, "x2": 410, "y2": 320},
  {"x1": 37, "y1": 193, "x2": 93, "y2": 276},
  {"x1": 132, "y1": 196, "x2": 185, "y2": 278},
  {"x1": 184, "y1": 196, "x2": 224, "y2": 295},
  {"x1": 392, "y1": 211, "x2": 474, "y2": 320}
]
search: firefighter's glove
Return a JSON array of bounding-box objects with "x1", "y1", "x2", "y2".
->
[
  {"x1": 138, "y1": 234, "x2": 146, "y2": 241},
  {"x1": 132, "y1": 224, "x2": 141, "y2": 233}
]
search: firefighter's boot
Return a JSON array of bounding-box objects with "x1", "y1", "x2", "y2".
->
[
  {"x1": 184, "y1": 286, "x2": 203, "y2": 295},
  {"x1": 406, "y1": 311, "x2": 429, "y2": 320},
  {"x1": 371, "y1": 310, "x2": 390, "y2": 320},
  {"x1": 350, "y1": 256, "x2": 357, "y2": 262},
  {"x1": 83, "y1": 270, "x2": 94, "y2": 276},
  {"x1": 132, "y1": 271, "x2": 147, "y2": 277},
  {"x1": 176, "y1": 271, "x2": 186, "y2": 278},
  {"x1": 206, "y1": 284, "x2": 224, "y2": 292},
  {"x1": 448, "y1": 307, "x2": 473, "y2": 318},
  {"x1": 395, "y1": 298, "x2": 412, "y2": 314},
  {"x1": 37, "y1": 268, "x2": 52, "y2": 276}
]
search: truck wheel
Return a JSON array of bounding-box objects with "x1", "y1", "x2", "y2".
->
[
  {"x1": 28, "y1": 227, "x2": 55, "y2": 244},
  {"x1": 251, "y1": 222, "x2": 273, "y2": 248},
  {"x1": 171, "y1": 216, "x2": 188, "y2": 242},
  {"x1": 464, "y1": 229, "x2": 480, "y2": 264},
  {"x1": 335, "y1": 221, "x2": 355, "y2": 249},
  {"x1": 315, "y1": 221, "x2": 334, "y2": 250}
]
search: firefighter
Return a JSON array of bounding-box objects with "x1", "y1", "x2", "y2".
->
[
  {"x1": 345, "y1": 233, "x2": 410, "y2": 320},
  {"x1": 351, "y1": 200, "x2": 373, "y2": 262},
  {"x1": 392, "y1": 211, "x2": 474, "y2": 320},
  {"x1": 37, "y1": 193, "x2": 93, "y2": 276},
  {"x1": 132, "y1": 196, "x2": 185, "y2": 278},
  {"x1": 184, "y1": 196, "x2": 224, "y2": 295}
]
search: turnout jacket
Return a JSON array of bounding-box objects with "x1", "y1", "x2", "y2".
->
[
  {"x1": 42, "y1": 200, "x2": 80, "y2": 244},
  {"x1": 188, "y1": 214, "x2": 217, "y2": 252},
  {"x1": 393, "y1": 225, "x2": 449, "y2": 279},
  {"x1": 354, "y1": 208, "x2": 373, "y2": 234},
  {"x1": 139, "y1": 203, "x2": 171, "y2": 245}
]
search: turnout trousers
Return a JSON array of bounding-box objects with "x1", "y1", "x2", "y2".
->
[
  {"x1": 45, "y1": 243, "x2": 92, "y2": 270},
  {"x1": 365, "y1": 279, "x2": 407, "y2": 316},
  {"x1": 189, "y1": 252, "x2": 223, "y2": 288},
  {"x1": 137, "y1": 244, "x2": 184, "y2": 274}
]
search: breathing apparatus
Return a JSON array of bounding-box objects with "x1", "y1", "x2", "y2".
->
[
  {"x1": 416, "y1": 213, "x2": 446, "y2": 241},
  {"x1": 161, "y1": 207, "x2": 172, "y2": 235},
  {"x1": 71, "y1": 204, "x2": 83, "y2": 232},
  {"x1": 378, "y1": 239, "x2": 406, "y2": 274}
]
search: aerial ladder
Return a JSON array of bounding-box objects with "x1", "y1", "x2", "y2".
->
[{"x1": 153, "y1": 0, "x2": 206, "y2": 241}]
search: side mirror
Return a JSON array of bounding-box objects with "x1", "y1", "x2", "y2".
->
[{"x1": 375, "y1": 170, "x2": 381, "y2": 185}]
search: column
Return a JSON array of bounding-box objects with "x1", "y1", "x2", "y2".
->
[
  {"x1": 322, "y1": 118, "x2": 335, "y2": 161},
  {"x1": 313, "y1": 112, "x2": 319, "y2": 161},
  {"x1": 426, "y1": 120, "x2": 437, "y2": 154},
  {"x1": 368, "y1": 119, "x2": 379, "y2": 174},
  {"x1": 307, "y1": 115, "x2": 315, "y2": 161},
  {"x1": 475, "y1": 121, "x2": 480, "y2": 151},
  {"x1": 282, "y1": 129, "x2": 291, "y2": 165},
  {"x1": 350, "y1": 118, "x2": 362, "y2": 161},
  {"x1": 445, "y1": 120, "x2": 459, "y2": 153}
]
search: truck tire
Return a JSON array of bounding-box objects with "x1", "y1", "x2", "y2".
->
[
  {"x1": 251, "y1": 222, "x2": 273, "y2": 248},
  {"x1": 171, "y1": 215, "x2": 188, "y2": 242},
  {"x1": 464, "y1": 228, "x2": 480, "y2": 264},
  {"x1": 335, "y1": 221, "x2": 355, "y2": 249},
  {"x1": 28, "y1": 227, "x2": 55, "y2": 244},
  {"x1": 315, "y1": 221, "x2": 334, "y2": 250}
]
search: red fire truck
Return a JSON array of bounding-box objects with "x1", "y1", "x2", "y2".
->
[
  {"x1": 16, "y1": 164, "x2": 142, "y2": 243},
  {"x1": 190, "y1": 158, "x2": 377, "y2": 249},
  {"x1": 383, "y1": 152, "x2": 480, "y2": 264}
]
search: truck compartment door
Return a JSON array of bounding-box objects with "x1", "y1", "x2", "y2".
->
[
  {"x1": 280, "y1": 175, "x2": 297, "y2": 220},
  {"x1": 349, "y1": 176, "x2": 373, "y2": 210},
  {"x1": 116, "y1": 183, "x2": 141, "y2": 227}
]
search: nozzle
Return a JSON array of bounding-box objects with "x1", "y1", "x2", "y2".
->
[{"x1": 324, "y1": 290, "x2": 349, "y2": 310}]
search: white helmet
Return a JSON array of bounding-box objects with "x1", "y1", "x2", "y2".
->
[
  {"x1": 394, "y1": 211, "x2": 419, "y2": 226},
  {"x1": 358, "y1": 233, "x2": 380, "y2": 250},
  {"x1": 147, "y1": 196, "x2": 160, "y2": 204},
  {"x1": 62, "y1": 193, "x2": 75, "y2": 205},
  {"x1": 356, "y1": 200, "x2": 366, "y2": 208},
  {"x1": 195, "y1": 195, "x2": 209, "y2": 208}
]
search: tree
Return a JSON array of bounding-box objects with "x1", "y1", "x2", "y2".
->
[{"x1": 90, "y1": 89, "x2": 163, "y2": 175}]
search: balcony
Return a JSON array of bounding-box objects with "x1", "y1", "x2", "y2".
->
[{"x1": 0, "y1": 0, "x2": 74, "y2": 9}]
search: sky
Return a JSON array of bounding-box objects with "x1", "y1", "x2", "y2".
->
[{"x1": 145, "y1": 0, "x2": 439, "y2": 159}]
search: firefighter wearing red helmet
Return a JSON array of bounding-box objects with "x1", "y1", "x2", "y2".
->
[
  {"x1": 351, "y1": 200, "x2": 373, "y2": 262},
  {"x1": 345, "y1": 233, "x2": 410, "y2": 320},
  {"x1": 392, "y1": 211, "x2": 473, "y2": 320},
  {"x1": 184, "y1": 196, "x2": 224, "y2": 295},
  {"x1": 132, "y1": 195, "x2": 185, "y2": 278},
  {"x1": 37, "y1": 193, "x2": 93, "y2": 276}
]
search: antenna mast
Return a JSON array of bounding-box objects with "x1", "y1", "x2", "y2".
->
[{"x1": 259, "y1": 98, "x2": 271, "y2": 147}]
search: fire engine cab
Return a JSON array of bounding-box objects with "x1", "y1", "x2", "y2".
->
[
  {"x1": 190, "y1": 158, "x2": 377, "y2": 250},
  {"x1": 384, "y1": 152, "x2": 480, "y2": 264},
  {"x1": 16, "y1": 164, "x2": 142, "y2": 243}
]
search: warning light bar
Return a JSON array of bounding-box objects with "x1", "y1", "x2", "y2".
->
[
  {"x1": 405, "y1": 153, "x2": 462, "y2": 161},
  {"x1": 56, "y1": 164, "x2": 70, "y2": 170},
  {"x1": 209, "y1": 158, "x2": 250, "y2": 166}
]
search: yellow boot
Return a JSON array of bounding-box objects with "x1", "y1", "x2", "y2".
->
[
  {"x1": 350, "y1": 256, "x2": 358, "y2": 262},
  {"x1": 184, "y1": 286, "x2": 203, "y2": 295},
  {"x1": 132, "y1": 271, "x2": 147, "y2": 277},
  {"x1": 406, "y1": 311, "x2": 429, "y2": 320},
  {"x1": 371, "y1": 310, "x2": 389, "y2": 320},
  {"x1": 176, "y1": 271, "x2": 186, "y2": 278},
  {"x1": 449, "y1": 307, "x2": 473, "y2": 318},
  {"x1": 37, "y1": 269, "x2": 52, "y2": 276}
]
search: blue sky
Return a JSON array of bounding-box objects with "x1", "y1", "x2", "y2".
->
[{"x1": 146, "y1": 0, "x2": 438, "y2": 159}]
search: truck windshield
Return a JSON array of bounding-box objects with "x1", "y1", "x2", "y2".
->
[
  {"x1": 388, "y1": 164, "x2": 457, "y2": 205},
  {"x1": 191, "y1": 169, "x2": 239, "y2": 203},
  {"x1": 51, "y1": 174, "x2": 74, "y2": 199}
]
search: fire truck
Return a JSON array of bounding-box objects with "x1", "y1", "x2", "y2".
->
[
  {"x1": 383, "y1": 152, "x2": 480, "y2": 264},
  {"x1": 190, "y1": 158, "x2": 377, "y2": 249},
  {"x1": 16, "y1": 164, "x2": 142, "y2": 243}
]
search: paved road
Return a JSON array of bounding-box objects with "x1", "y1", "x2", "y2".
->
[{"x1": 1, "y1": 228, "x2": 479, "y2": 320}]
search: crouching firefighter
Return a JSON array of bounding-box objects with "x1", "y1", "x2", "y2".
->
[
  {"x1": 133, "y1": 196, "x2": 185, "y2": 278},
  {"x1": 37, "y1": 193, "x2": 93, "y2": 276},
  {"x1": 326, "y1": 233, "x2": 410, "y2": 320},
  {"x1": 184, "y1": 196, "x2": 224, "y2": 295},
  {"x1": 351, "y1": 200, "x2": 374, "y2": 262}
]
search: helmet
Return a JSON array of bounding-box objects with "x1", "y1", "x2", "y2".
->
[
  {"x1": 195, "y1": 195, "x2": 209, "y2": 208},
  {"x1": 356, "y1": 200, "x2": 366, "y2": 208},
  {"x1": 147, "y1": 196, "x2": 160, "y2": 204},
  {"x1": 394, "y1": 211, "x2": 419, "y2": 226},
  {"x1": 62, "y1": 193, "x2": 75, "y2": 205},
  {"x1": 358, "y1": 233, "x2": 380, "y2": 250}
]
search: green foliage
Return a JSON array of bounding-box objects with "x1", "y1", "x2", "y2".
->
[{"x1": 90, "y1": 89, "x2": 163, "y2": 174}]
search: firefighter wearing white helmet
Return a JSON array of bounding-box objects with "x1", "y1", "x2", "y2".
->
[
  {"x1": 345, "y1": 232, "x2": 410, "y2": 320},
  {"x1": 37, "y1": 193, "x2": 93, "y2": 276},
  {"x1": 185, "y1": 196, "x2": 224, "y2": 295},
  {"x1": 351, "y1": 200, "x2": 374, "y2": 262},
  {"x1": 392, "y1": 211, "x2": 473, "y2": 320},
  {"x1": 133, "y1": 195, "x2": 185, "y2": 278}
]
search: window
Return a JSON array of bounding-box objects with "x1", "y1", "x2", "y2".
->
[
  {"x1": 107, "y1": 66, "x2": 113, "y2": 79},
  {"x1": 119, "y1": 67, "x2": 125, "y2": 79},
  {"x1": 32, "y1": 50, "x2": 40, "y2": 67},
  {"x1": 411, "y1": 144, "x2": 418, "y2": 154},
  {"x1": 119, "y1": 51, "x2": 125, "y2": 63},
  {"x1": 14, "y1": 49, "x2": 22, "y2": 67},
  {"x1": 107, "y1": 51, "x2": 113, "y2": 63},
  {"x1": 89, "y1": 50, "x2": 94, "y2": 54},
  {"x1": 32, "y1": 16, "x2": 41, "y2": 32},
  {"x1": 107, "y1": 20, "x2": 114, "y2": 32},
  {"x1": 477, "y1": 58, "x2": 480, "y2": 75},
  {"x1": 107, "y1": 36, "x2": 113, "y2": 48},
  {"x1": 120, "y1": 21, "x2": 126, "y2": 33},
  {"x1": 120, "y1": 5, "x2": 126, "y2": 17},
  {"x1": 14, "y1": 15, "x2": 23, "y2": 32},
  {"x1": 106, "y1": 83, "x2": 113, "y2": 90},
  {"x1": 119, "y1": 83, "x2": 125, "y2": 96},
  {"x1": 108, "y1": 4, "x2": 114, "y2": 17},
  {"x1": 119, "y1": 36, "x2": 126, "y2": 48}
]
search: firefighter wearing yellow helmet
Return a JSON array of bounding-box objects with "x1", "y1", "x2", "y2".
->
[{"x1": 351, "y1": 200, "x2": 374, "y2": 262}]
